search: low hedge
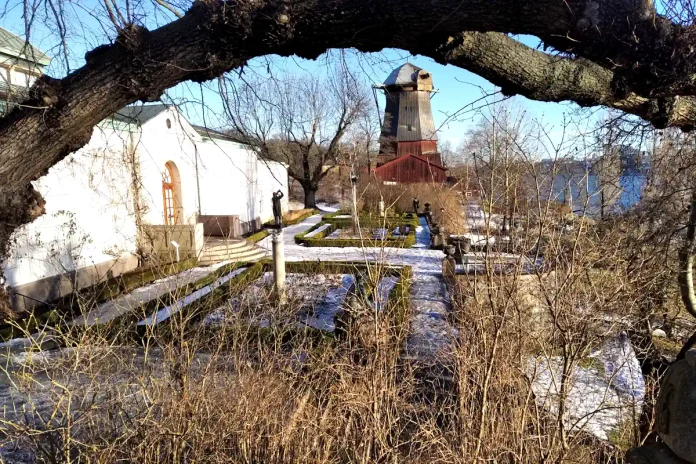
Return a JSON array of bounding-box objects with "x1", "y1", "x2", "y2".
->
[
  {"x1": 0, "y1": 257, "x2": 199, "y2": 341},
  {"x1": 285, "y1": 208, "x2": 320, "y2": 225},
  {"x1": 138, "y1": 260, "x2": 266, "y2": 338},
  {"x1": 246, "y1": 229, "x2": 271, "y2": 243},
  {"x1": 294, "y1": 221, "x2": 334, "y2": 244},
  {"x1": 263, "y1": 209, "x2": 319, "y2": 228},
  {"x1": 295, "y1": 219, "x2": 417, "y2": 248},
  {"x1": 144, "y1": 259, "x2": 411, "y2": 346},
  {"x1": 323, "y1": 211, "x2": 419, "y2": 228}
]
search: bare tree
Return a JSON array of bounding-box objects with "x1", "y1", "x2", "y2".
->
[
  {"x1": 220, "y1": 68, "x2": 368, "y2": 208},
  {"x1": 463, "y1": 103, "x2": 532, "y2": 233},
  {"x1": 439, "y1": 140, "x2": 460, "y2": 168}
]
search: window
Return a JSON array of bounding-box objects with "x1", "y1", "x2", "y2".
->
[
  {"x1": 0, "y1": 67, "x2": 8, "y2": 84},
  {"x1": 407, "y1": 124, "x2": 413, "y2": 131},
  {"x1": 166, "y1": 118, "x2": 172, "y2": 129},
  {"x1": 162, "y1": 162, "x2": 181, "y2": 225}
]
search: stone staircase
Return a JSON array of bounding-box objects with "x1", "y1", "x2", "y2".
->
[{"x1": 198, "y1": 237, "x2": 268, "y2": 265}]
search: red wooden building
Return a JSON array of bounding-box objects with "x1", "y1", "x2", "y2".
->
[{"x1": 374, "y1": 63, "x2": 447, "y2": 184}]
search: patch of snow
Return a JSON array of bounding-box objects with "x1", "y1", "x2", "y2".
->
[
  {"x1": 373, "y1": 228, "x2": 387, "y2": 240},
  {"x1": 372, "y1": 276, "x2": 399, "y2": 312},
  {"x1": 205, "y1": 273, "x2": 355, "y2": 333},
  {"x1": 301, "y1": 274, "x2": 355, "y2": 331},
  {"x1": 592, "y1": 333, "x2": 645, "y2": 402},
  {"x1": 304, "y1": 223, "x2": 332, "y2": 238},
  {"x1": 652, "y1": 328, "x2": 667, "y2": 338},
  {"x1": 0, "y1": 337, "x2": 33, "y2": 350},
  {"x1": 70, "y1": 260, "x2": 234, "y2": 327},
  {"x1": 317, "y1": 202, "x2": 340, "y2": 213},
  {"x1": 528, "y1": 334, "x2": 645, "y2": 442},
  {"x1": 405, "y1": 274, "x2": 458, "y2": 363},
  {"x1": 138, "y1": 267, "x2": 248, "y2": 327},
  {"x1": 332, "y1": 214, "x2": 352, "y2": 219},
  {"x1": 327, "y1": 228, "x2": 343, "y2": 238},
  {"x1": 413, "y1": 217, "x2": 430, "y2": 249}
]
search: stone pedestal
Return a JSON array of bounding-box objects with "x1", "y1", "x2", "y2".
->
[
  {"x1": 442, "y1": 245, "x2": 457, "y2": 283},
  {"x1": 272, "y1": 231, "x2": 286, "y2": 304}
]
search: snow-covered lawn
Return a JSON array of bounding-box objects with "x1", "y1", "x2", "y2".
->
[
  {"x1": 204, "y1": 272, "x2": 355, "y2": 332},
  {"x1": 528, "y1": 334, "x2": 645, "y2": 441},
  {"x1": 70, "y1": 260, "x2": 235, "y2": 327}
]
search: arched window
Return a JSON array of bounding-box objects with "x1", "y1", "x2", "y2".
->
[{"x1": 162, "y1": 162, "x2": 182, "y2": 225}]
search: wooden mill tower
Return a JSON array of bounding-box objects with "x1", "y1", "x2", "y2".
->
[{"x1": 374, "y1": 63, "x2": 446, "y2": 184}]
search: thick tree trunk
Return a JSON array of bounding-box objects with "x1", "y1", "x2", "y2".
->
[
  {"x1": 678, "y1": 188, "x2": 696, "y2": 319},
  {"x1": 303, "y1": 187, "x2": 317, "y2": 209}
]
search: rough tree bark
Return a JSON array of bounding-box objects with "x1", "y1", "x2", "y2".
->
[
  {"x1": 2, "y1": 0, "x2": 696, "y2": 314},
  {"x1": 678, "y1": 188, "x2": 696, "y2": 319},
  {"x1": 302, "y1": 187, "x2": 317, "y2": 209}
]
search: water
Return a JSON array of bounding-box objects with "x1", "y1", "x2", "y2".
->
[{"x1": 550, "y1": 172, "x2": 646, "y2": 217}]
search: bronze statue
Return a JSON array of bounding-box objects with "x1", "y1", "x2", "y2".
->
[{"x1": 272, "y1": 190, "x2": 284, "y2": 228}]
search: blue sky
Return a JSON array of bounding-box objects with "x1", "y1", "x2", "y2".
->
[{"x1": 2, "y1": 1, "x2": 604, "y2": 150}]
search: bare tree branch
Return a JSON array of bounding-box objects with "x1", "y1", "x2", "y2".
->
[{"x1": 439, "y1": 32, "x2": 696, "y2": 131}]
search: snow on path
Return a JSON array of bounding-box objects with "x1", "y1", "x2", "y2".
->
[
  {"x1": 406, "y1": 274, "x2": 457, "y2": 365},
  {"x1": 70, "y1": 260, "x2": 234, "y2": 327},
  {"x1": 413, "y1": 216, "x2": 430, "y2": 249},
  {"x1": 260, "y1": 214, "x2": 457, "y2": 366},
  {"x1": 258, "y1": 215, "x2": 445, "y2": 274},
  {"x1": 137, "y1": 267, "x2": 248, "y2": 327}
]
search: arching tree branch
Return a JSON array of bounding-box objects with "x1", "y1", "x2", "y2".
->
[{"x1": 439, "y1": 32, "x2": 696, "y2": 131}]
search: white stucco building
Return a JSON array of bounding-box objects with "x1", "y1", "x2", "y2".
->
[
  {"x1": 0, "y1": 26, "x2": 50, "y2": 114},
  {"x1": 2, "y1": 104, "x2": 288, "y2": 311}
]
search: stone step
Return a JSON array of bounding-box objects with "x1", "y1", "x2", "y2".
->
[
  {"x1": 200, "y1": 244, "x2": 260, "y2": 259},
  {"x1": 199, "y1": 246, "x2": 267, "y2": 265},
  {"x1": 201, "y1": 239, "x2": 249, "y2": 252}
]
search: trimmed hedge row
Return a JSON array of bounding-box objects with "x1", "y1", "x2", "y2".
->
[
  {"x1": 139, "y1": 260, "x2": 266, "y2": 338},
  {"x1": 284, "y1": 208, "x2": 320, "y2": 225},
  {"x1": 0, "y1": 257, "x2": 199, "y2": 341},
  {"x1": 323, "y1": 211, "x2": 419, "y2": 229},
  {"x1": 295, "y1": 216, "x2": 418, "y2": 248},
  {"x1": 246, "y1": 229, "x2": 270, "y2": 243},
  {"x1": 144, "y1": 260, "x2": 412, "y2": 346}
]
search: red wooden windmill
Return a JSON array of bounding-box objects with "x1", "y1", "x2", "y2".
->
[{"x1": 373, "y1": 63, "x2": 447, "y2": 184}]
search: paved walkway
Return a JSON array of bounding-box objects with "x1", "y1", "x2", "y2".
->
[
  {"x1": 257, "y1": 215, "x2": 445, "y2": 274},
  {"x1": 258, "y1": 215, "x2": 458, "y2": 365}
]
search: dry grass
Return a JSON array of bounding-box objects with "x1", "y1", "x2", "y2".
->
[
  {"x1": 0, "y1": 257, "x2": 648, "y2": 464},
  {"x1": 359, "y1": 181, "x2": 468, "y2": 234},
  {"x1": 0, "y1": 180, "x2": 677, "y2": 464}
]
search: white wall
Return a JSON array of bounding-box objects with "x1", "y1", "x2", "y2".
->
[
  {"x1": 196, "y1": 137, "x2": 288, "y2": 225},
  {"x1": 256, "y1": 158, "x2": 290, "y2": 220},
  {"x1": 135, "y1": 109, "x2": 201, "y2": 226},
  {"x1": 3, "y1": 123, "x2": 138, "y2": 288},
  {"x1": 2, "y1": 105, "x2": 290, "y2": 294}
]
